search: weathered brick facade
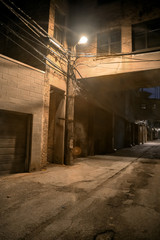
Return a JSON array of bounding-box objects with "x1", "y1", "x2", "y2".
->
[
  {"x1": 0, "y1": 0, "x2": 69, "y2": 173},
  {"x1": 0, "y1": 54, "x2": 45, "y2": 171}
]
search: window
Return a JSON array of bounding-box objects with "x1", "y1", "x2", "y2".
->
[
  {"x1": 97, "y1": 0, "x2": 116, "y2": 5},
  {"x1": 97, "y1": 29, "x2": 121, "y2": 54},
  {"x1": 97, "y1": 0, "x2": 107, "y2": 5},
  {"x1": 152, "y1": 104, "x2": 156, "y2": 110},
  {"x1": 141, "y1": 103, "x2": 147, "y2": 110},
  {"x1": 54, "y1": 8, "x2": 65, "y2": 44},
  {"x1": 132, "y1": 18, "x2": 160, "y2": 51}
]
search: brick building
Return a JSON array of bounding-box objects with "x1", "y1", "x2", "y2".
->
[
  {"x1": 0, "y1": 0, "x2": 160, "y2": 174},
  {"x1": 0, "y1": 55, "x2": 45, "y2": 173},
  {"x1": 0, "y1": 0, "x2": 69, "y2": 174}
]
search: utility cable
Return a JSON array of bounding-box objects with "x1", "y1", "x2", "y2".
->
[
  {"x1": 8, "y1": 0, "x2": 49, "y2": 37},
  {"x1": 0, "y1": 22, "x2": 68, "y2": 76},
  {"x1": 1, "y1": 14, "x2": 68, "y2": 63},
  {"x1": 2, "y1": 0, "x2": 160, "y2": 61},
  {"x1": 0, "y1": 31, "x2": 67, "y2": 77},
  {"x1": 0, "y1": 0, "x2": 68, "y2": 55},
  {"x1": 75, "y1": 58, "x2": 160, "y2": 68}
]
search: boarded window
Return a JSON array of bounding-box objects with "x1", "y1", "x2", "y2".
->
[
  {"x1": 132, "y1": 18, "x2": 160, "y2": 51},
  {"x1": 97, "y1": 29, "x2": 121, "y2": 54}
]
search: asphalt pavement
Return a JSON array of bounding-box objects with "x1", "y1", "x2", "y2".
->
[{"x1": 0, "y1": 141, "x2": 160, "y2": 240}]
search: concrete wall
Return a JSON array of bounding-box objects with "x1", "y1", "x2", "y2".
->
[
  {"x1": 76, "y1": 51, "x2": 160, "y2": 79},
  {"x1": 0, "y1": 54, "x2": 45, "y2": 171}
]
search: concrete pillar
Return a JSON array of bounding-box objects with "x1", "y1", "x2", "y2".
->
[
  {"x1": 121, "y1": 25, "x2": 132, "y2": 53},
  {"x1": 142, "y1": 125, "x2": 144, "y2": 144},
  {"x1": 138, "y1": 125, "x2": 141, "y2": 145},
  {"x1": 41, "y1": 72, "x2": 50, "y2": 168},
  {"x1": 112, "y1": 113, "x2": 115, "y2": 151}
]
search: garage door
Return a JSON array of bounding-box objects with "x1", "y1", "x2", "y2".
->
[{"x1": 0, "y1": 110, "x2": 32, "y2": 175}]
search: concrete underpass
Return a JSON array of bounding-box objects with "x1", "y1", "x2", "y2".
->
[{"x1": 74, "y1": 67, "x2": 160, "y2": 158}]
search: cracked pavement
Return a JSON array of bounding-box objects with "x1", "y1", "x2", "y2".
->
[{"x1": 0, "y1": 141, "x2": 160, "y2": 240}]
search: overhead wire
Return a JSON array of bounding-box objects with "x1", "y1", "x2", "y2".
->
[
  {"x1": 73, "y1": 40, "x2": 160, "y2": 59},
  {"x1": 75, "y1": 59, "x2": 160, "y2": 68},
  {"x1": 72, "y1": 50, "x2": 160, "y2": 60},
  {"x1": 0, "y1": 0, "x2": 83, "y2": 69},
  {"x1": 1, "y1": 2, "x2": 156, "y2": 119},
  {"x1": 0, "y1": 30, "x2": 67, "y2": 77},
  {"x1": 8, "y1": 0, "x2": 49, "y2": 37},
  {"x1": 1, "y1": 0, "x2": 160, "y2": 62},
  {"x1": 0, "y1": 0, "x2": 41, "y2": 37},
  {"x1": 1, "y1": 13, "x2": 68, "y2": 63},
  {"x1": 0, "y1": 1, "x2": 82, "y2": 80},
  {"x1": 0, "y1": 0, "x2": 144, "y2": 61},
  {"x1": 0, "y1": 21, "x2": 68, "y2": 76},
  {"x1": 1, "y1": 0, "x2": 160, "y2": 109},
  {"x1": 7, "y1": 0, "x2": 70, "y2": 56},
  {"x1": 0, "y1": 0, "x2": 68, "y2": 56}
]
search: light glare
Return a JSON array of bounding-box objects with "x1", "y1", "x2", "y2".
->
[{"x1": 78, "y1": 36, "x2": 88, "y2": 44}]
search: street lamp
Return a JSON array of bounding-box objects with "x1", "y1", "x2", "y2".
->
[
  {"x1": 78, "y1": 36, "x2": 88, "y2": 45},
  {"x1": 64, "y1": 36, "x2": 88, "y2": 165}
]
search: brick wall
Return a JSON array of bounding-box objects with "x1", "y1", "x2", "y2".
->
[{"x1": 0, "y1": 54, "x2": 46, "y2": 171}]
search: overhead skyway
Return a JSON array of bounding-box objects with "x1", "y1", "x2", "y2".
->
[{"x1": 76, "y1": 51, "x2": 160, "y2": 85}]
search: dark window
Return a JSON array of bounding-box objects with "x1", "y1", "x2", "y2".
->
[
  {"x1": 97, "y1": 0, "x2": 107, "y2": 5},
  {"x1": 141, "y1": 103, "x2": 147, "y2": 110},
  {"x1": 97, "y1": 0, "x2": 116, "y2": 5},
  {"x1": 54, "y1": 26, "x2": 64, "y2": 44},
  {"x1": 132, "y1": 18, "x2": 160, "y2": 51},
  {"x1": 54, "y1": 8, "x2": 65, "y2": 44},
  {"x1": 97, "y1": 29, "x2": 121, "y2": 54}
]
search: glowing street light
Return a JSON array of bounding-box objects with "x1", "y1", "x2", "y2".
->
[{"x1": 78, "y1": 36, "x2": 88, "y2": 45}]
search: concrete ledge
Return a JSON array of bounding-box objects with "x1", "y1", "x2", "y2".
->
[{"x1": 0, "y1": 54, "x2": 45, "y2": 74}]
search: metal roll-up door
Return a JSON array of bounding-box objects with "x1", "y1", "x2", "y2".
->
[{"x1": 0, "y1": 110, "x2": 32, "y2": 175}]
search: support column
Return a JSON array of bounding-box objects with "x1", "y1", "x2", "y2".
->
[
  {"x1": 112, "y1": 112, "x2": 115, "y2": 151},
  {"x1": 64, "y1": 56, "x2": 75, "y2": 165},
  {"x1": 41, "y1": 71, "x2": 50, "y2": 168},
  {"x1": 121, "y1": 24, "x2": 132, "y2": 53}
]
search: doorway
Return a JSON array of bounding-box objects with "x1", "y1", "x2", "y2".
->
[{"x1": 47, "y1": 86, "x2": 65, "y2": 164}]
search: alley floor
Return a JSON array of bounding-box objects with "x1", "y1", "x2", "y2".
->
[{"x1": 0, "y1": 141, "x2": 160, "y2": 240}]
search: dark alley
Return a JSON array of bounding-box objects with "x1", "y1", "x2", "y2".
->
[
  {"x1": 0, "y1": 0, "x2": 160, "y2": 239},
  {"x1": 0, "y1": 141, "x2": 160, "y2": 240}
]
